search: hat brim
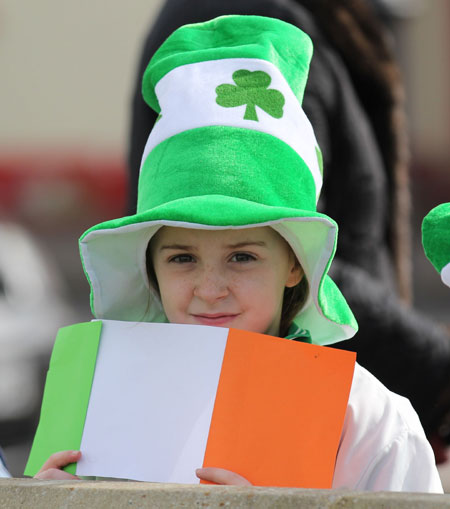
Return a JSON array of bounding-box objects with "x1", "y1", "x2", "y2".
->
[{"x1": 80, "y1": 195, "x2": 357, "y2": 345}]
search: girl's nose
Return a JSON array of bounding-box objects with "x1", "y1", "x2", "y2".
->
[{"x1": 193, "y1": 267, "x2": 229, "y2": 302}]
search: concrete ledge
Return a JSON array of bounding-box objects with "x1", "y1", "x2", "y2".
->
[{"x1": 1, "y1": 478, "x2": 449, "y2": 508}]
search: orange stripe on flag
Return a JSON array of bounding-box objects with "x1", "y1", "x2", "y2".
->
[{"x1": 202, "y1": 329, "x2": 356, "y2": 488}]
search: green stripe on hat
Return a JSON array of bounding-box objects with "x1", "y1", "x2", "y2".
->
[
  {"x1": 143, "y1": 15, "x2": 313, "y2": 112},
  {"x1": 138, "y1": 126, "x2": 316, "y2": 214}
]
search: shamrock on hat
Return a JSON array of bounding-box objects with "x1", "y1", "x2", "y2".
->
[{"x1": 422, "y1": 203, "x2": 450, "y2": 288}]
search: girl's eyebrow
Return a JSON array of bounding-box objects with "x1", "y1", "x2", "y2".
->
[
  {"x1": 159, "y1": 244, "x2": 195, "y2": 251},
  {"x1": 158, "y1": 241, "x2": 267, "y2": 250},
  {"x1": 226, "y1": 241, "x2": 267, "y2": 249}
]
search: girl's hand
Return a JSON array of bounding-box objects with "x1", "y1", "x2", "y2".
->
[
  {"x1": 195, "y1": 467, "x2": 252, "y2": 486},
  {"x1": 34, "y1": 450, "x2": 81, "y2": 480}
]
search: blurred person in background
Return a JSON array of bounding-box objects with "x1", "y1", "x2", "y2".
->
[{"x1": 126, "y1": 0, "x2": 450, "y2": 463}]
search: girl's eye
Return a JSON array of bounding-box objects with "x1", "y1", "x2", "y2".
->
[
  {"x1": 230, "y1": 252, "x2": 256, "y2": 263},
  {"x1": 169, "y1": 254, "x2": 195, "y2": 264}
]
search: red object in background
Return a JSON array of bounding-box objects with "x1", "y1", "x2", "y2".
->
[{"x1": 0, "y1": 152, "x2": 128, "y2": 232}]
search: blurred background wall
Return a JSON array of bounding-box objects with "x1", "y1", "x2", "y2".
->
[
  {"x1": 1, "y1": 0, "x2": 164, "y2": 152},
  {"x1": 0, "y1": 0, "x2": 449, "y2": 482}
]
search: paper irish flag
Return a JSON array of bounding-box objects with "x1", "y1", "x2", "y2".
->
[{"x1": 25, "y1": 320, "x2": 355, "y2": 488}]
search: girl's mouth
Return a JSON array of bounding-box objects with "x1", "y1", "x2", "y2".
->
[{"x1": 191, "y1": 313, "x2": 240, "y2": 326}]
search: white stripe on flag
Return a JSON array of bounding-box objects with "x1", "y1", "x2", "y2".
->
[
  {"x1": 141, "y1": 58, "x2": 322, "y2": 199},
  {"x1": 76, "y1": 321, "x2": 228, "y2": 483}
]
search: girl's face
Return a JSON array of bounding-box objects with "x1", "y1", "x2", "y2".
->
[{"x1": 150, "y1": 226, "x2": 303, "y2": 336}]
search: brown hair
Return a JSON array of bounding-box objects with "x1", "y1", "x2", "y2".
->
[
  {"x1": 146, "y1": 240, "x2": 159, "y2": 293},
  {"x1": 279, "y1": 277, "x2": 309, "y2": 338}
]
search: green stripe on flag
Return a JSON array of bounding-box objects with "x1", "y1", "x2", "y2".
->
[{"x1": 24, "y1": 321, "x2": 102, "y2": 476}]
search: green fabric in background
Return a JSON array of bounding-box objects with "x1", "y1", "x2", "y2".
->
[
  {"x1": 24, "y1": 321, "x2": 102, "y2": 476},
  {"x1": 422, "y1": 202, "x2": 450, "y2": 273}
]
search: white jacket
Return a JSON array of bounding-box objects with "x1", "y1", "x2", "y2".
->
[{"x1": 333, "y1": 363, "x2": 443, "y2": 492}]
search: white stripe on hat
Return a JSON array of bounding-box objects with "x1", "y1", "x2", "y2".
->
[
  {"x1": 441, "y1": 262, "x2": 450, "y2": 287},
  {"x1": 141, "y1": 58, "x2": 322, "y2": 200}
]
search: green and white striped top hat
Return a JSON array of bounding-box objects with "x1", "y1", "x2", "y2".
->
[
  {"x1": 422, "y1": 203, "x2": 450, "y2": 288},
  {"x1": 79, "y1": 15, "x2": 358, "y2": 346}
]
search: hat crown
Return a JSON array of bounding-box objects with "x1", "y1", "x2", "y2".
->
[{"x1": 138, "y1": 15, "x2": 322, "y2": 214}]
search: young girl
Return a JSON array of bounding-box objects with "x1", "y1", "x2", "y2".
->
[{"x1": 35, "y1": 15, "x2": 443, "y2": 492}]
